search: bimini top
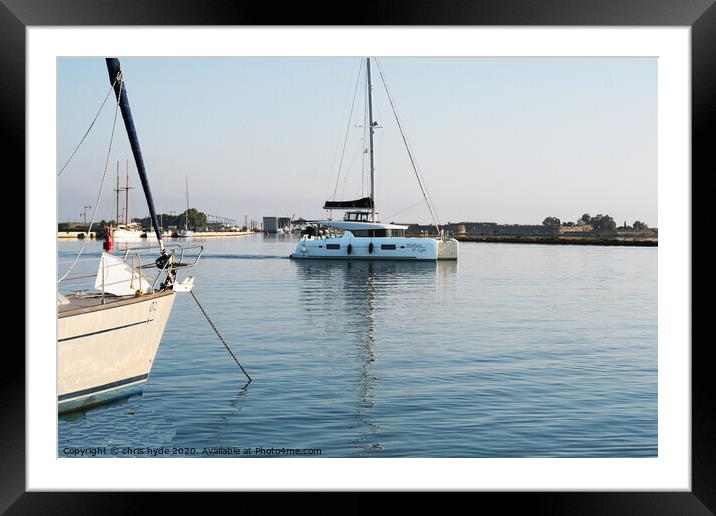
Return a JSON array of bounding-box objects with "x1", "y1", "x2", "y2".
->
[
  {"x1": 310, "y1": 220, "x2": 408, "y2": 231},
  {"x1": 323, "y1": 197, "x2": 373, "y2": 210}
]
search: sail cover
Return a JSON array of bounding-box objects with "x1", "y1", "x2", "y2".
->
[
  {"x1": 106, "y1": 58, "x2": 163, "y2": 244},
  {"x1": 323, "y1": 197, "x2": 373, "y2": 209},
  {"x1": 95, "y1": 252, "x2": 153, "y2": 296}
]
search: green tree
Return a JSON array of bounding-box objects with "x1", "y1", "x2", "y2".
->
[
  {"x1": 633, "y1": 220, "x2": 648, "y2": 230},
  {"x1": 577, "y1": 213, "x2": 591, "y2": 226},
  {"x1": 542, "y1": 216, "x2": 561, "y2": 226},
  {"x1": 590, "y1": 214, "x2": 617, "y2": 230},
  {"x1": 183, "y1": 208, "x2": 207, "y2": 229}
]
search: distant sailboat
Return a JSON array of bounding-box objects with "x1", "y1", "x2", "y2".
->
[
  {"x1": 112, "y1": 160, "x2": 143, "y2": 239},
  {"x1": 177, "y1": 177, "x2": 194, "y2": 238},
  {"x1": 290, "y1": 58, "x2": 458, "y2": 261}
]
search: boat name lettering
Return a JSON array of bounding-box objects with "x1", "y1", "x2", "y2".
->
[{"x1": 405, "y1": 243, "x2": 427, "y2": 253}]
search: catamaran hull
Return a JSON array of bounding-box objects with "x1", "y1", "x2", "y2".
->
[
  {"x1": 437, "y1": 237, "x2": 459, "y2": 260},
  {"x1": 290, "y1": 235, "x2": 458, "y2": 261},
  {"x1": 57, "y1": 290, "x2": 176, "y2": 413}
]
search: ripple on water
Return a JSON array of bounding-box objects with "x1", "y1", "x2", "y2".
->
[{"x1": 58, "y1": 237, "x2": 656, "y2": 457}]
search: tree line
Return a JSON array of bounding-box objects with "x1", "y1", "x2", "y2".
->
[
  {"x1": 80, "y1": 209, "x2": 209, "y2": 231},
  {"x1": 542, "y1": 213, "x2": 649, "y2": 230},
  {"x1": 137, "y1": 209, "x2": 208, "y2": 229}
]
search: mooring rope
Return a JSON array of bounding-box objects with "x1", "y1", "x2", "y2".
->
[{"x1": 190, "y1": 289, "x2": 252, "y2": 383}]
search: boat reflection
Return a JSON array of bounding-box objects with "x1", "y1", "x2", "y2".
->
[{"x1": 292, "y1": 259, "x2": 456, "y2": 454}]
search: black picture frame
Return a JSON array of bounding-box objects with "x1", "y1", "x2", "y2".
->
[{"x1": 9, "y1": 0, "x2": 706, "y2": 512}]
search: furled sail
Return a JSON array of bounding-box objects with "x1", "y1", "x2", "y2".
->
[
  {"x1": 323, "y1": 197, "x2": 373, "y2": 210},
  {"x1": 105, "y1": 58, "x2": 163, "y2": 245}
]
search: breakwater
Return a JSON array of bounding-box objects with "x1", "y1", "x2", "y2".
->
[
  {"x1": 404, "y1": 222, "x2": 657, "y2": 246},
  {"x1": 169, "y1": 231, "x2": 254, "y2": 238},
  {"x1": 451, "y1": 235, "x2": 657, "y2": 246}
]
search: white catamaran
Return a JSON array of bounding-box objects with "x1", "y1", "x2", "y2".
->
[
  {"x1": 58, "y1": 58, "x2": 201, "y2": 413},
  {"x1": 290, "y1": 58, "x2": 458, "y2": 261}
]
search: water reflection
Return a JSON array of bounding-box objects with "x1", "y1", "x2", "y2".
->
[
  {"x1": 292, "y1": 259, "x2": 455, "y2": 454},
  {"x1": 58, "y1": 393, "x2": 138, "y2": 422}
]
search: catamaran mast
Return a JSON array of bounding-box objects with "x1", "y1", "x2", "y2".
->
[
  {"x1": 366, "y1": 58, "x2": 376, "y2": 223},
  {"x1": 105, "y1": 58, "x2": 164, "y2": 249}
]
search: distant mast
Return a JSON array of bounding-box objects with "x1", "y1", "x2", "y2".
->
[
  {"x1": 366, "y1": 58, "x2": 376, "y2": 223},
  {"x1": 185, "y1": 176, "x2": 190, "y2": 230},
  {"x1": 125, "y1": 159, "x2": 130, "y2": 226},
  {"x1": 115, "y1": 162, "x2": 120, "y2": 226}
]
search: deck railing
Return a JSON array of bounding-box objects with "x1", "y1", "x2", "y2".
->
[
  {"x1": 120, "y1": 243, "x2": 204, "y2": 291},
  {"x1": 59, "y1": 243, "x2": 204, "y2": 298}
]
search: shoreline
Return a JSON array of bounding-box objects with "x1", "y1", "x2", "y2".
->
[
  {"x1": 169, "y1": 231, "x2": 255, "y2": 238},
  {"x1": 448, "y1": 235, "x2": 657, "y2": 246},
  {"x1": 57, "y1": 231, "x2": 256, "y2": 240}
]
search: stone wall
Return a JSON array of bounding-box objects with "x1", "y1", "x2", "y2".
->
[
  {"x1": 407, "y1": 222, "x2": 557, "y2": 236},
  {"x1": 405, "y1": 221, "x2": 632, "y2": 238}
]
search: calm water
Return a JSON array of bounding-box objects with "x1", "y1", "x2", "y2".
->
[{"x1": 58, "y1": 235, "x2": 657, "y2": 457}]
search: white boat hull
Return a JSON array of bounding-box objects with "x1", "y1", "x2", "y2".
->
[
  {"x1": 437, "y1": 237, "x2": 459, "y2": 260},
  {"x1": 113, "y1": 228, "x2": 144, "y2": 240},
  {"x1": 58, "y1": 290, "x2": 176, "y2": 413},
  {"x1": 290, "y1": 233, "x2": 458, "y2": 261}
]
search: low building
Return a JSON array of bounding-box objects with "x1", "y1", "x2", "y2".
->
[
  {"x1": 263, "y1": 216, "x2": 278, "y2": 233},
  {"x1": 559, "y1": 224, "x2": 593, "y2": 233},
  {"x1": 263, "y1": 216, "x2": 291, "y2": 233},
  {"x1": 277, "y1": 217, "x2": 292, "y2": 231}
]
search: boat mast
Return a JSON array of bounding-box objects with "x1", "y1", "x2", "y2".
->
[
  {"x1": 105, "y1": 58, "x2": 165, "y2": 249},
  {"x1": 185, "y1": 176, "x2": 189, "y2": 230},
  {"x1": 115, "y1": 161, "x2": 120, "y2": 227},
  {"x1": 125, "y1": 159, "x2": 130, "y2": 226},
  {"x1": 366, "y1": 58, "x2": 376, "y2": 222}
]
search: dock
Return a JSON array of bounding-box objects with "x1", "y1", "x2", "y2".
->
[
  {"x1": 58, "y1": 231, "x2": 98, "y2": 239},
  {"x1": 58, "y1": 230, "x2": 256, "y2": 240},
  {"x1": 169, "y1": 231, "x2": 255, "y2": 238}
]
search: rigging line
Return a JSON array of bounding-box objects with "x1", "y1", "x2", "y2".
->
[
  {"x1": 331, "y1": 60, "x2": 364, "y2": 202},
  {"x1": 382, "y1": 199, "x2": 427, "y2": 222},
  {"x1": 374, "y1": 59, "x2": 442, "y2": 235},
  {"x1": 58, "y1": 76, "x2": 123, "y2": 284},
  {"x1": 57, "y1": 78, "x2": 118, "y2": 178}
]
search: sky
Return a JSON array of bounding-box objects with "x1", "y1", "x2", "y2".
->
[{"x1": 57, "y1": 57, "x2": 657, "y2": 227}]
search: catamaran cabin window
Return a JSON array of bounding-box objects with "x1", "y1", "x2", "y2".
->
[
  {"x1": 351, "y1": 229, "x2": 405, "y2": 238},
  {"x1": 381, "y1": 244, "x2": 397, "y2": 250},
  {"x1": 344, "y1": 212, "x2": 371, "y2": 222},
  {"x1": 326, "y1": 244, "x2": 340, "y2": 250}
]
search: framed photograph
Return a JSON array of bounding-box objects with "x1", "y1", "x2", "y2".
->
[{"x1": 11, "y1": 0, "x2": 706, "y2": 512}]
